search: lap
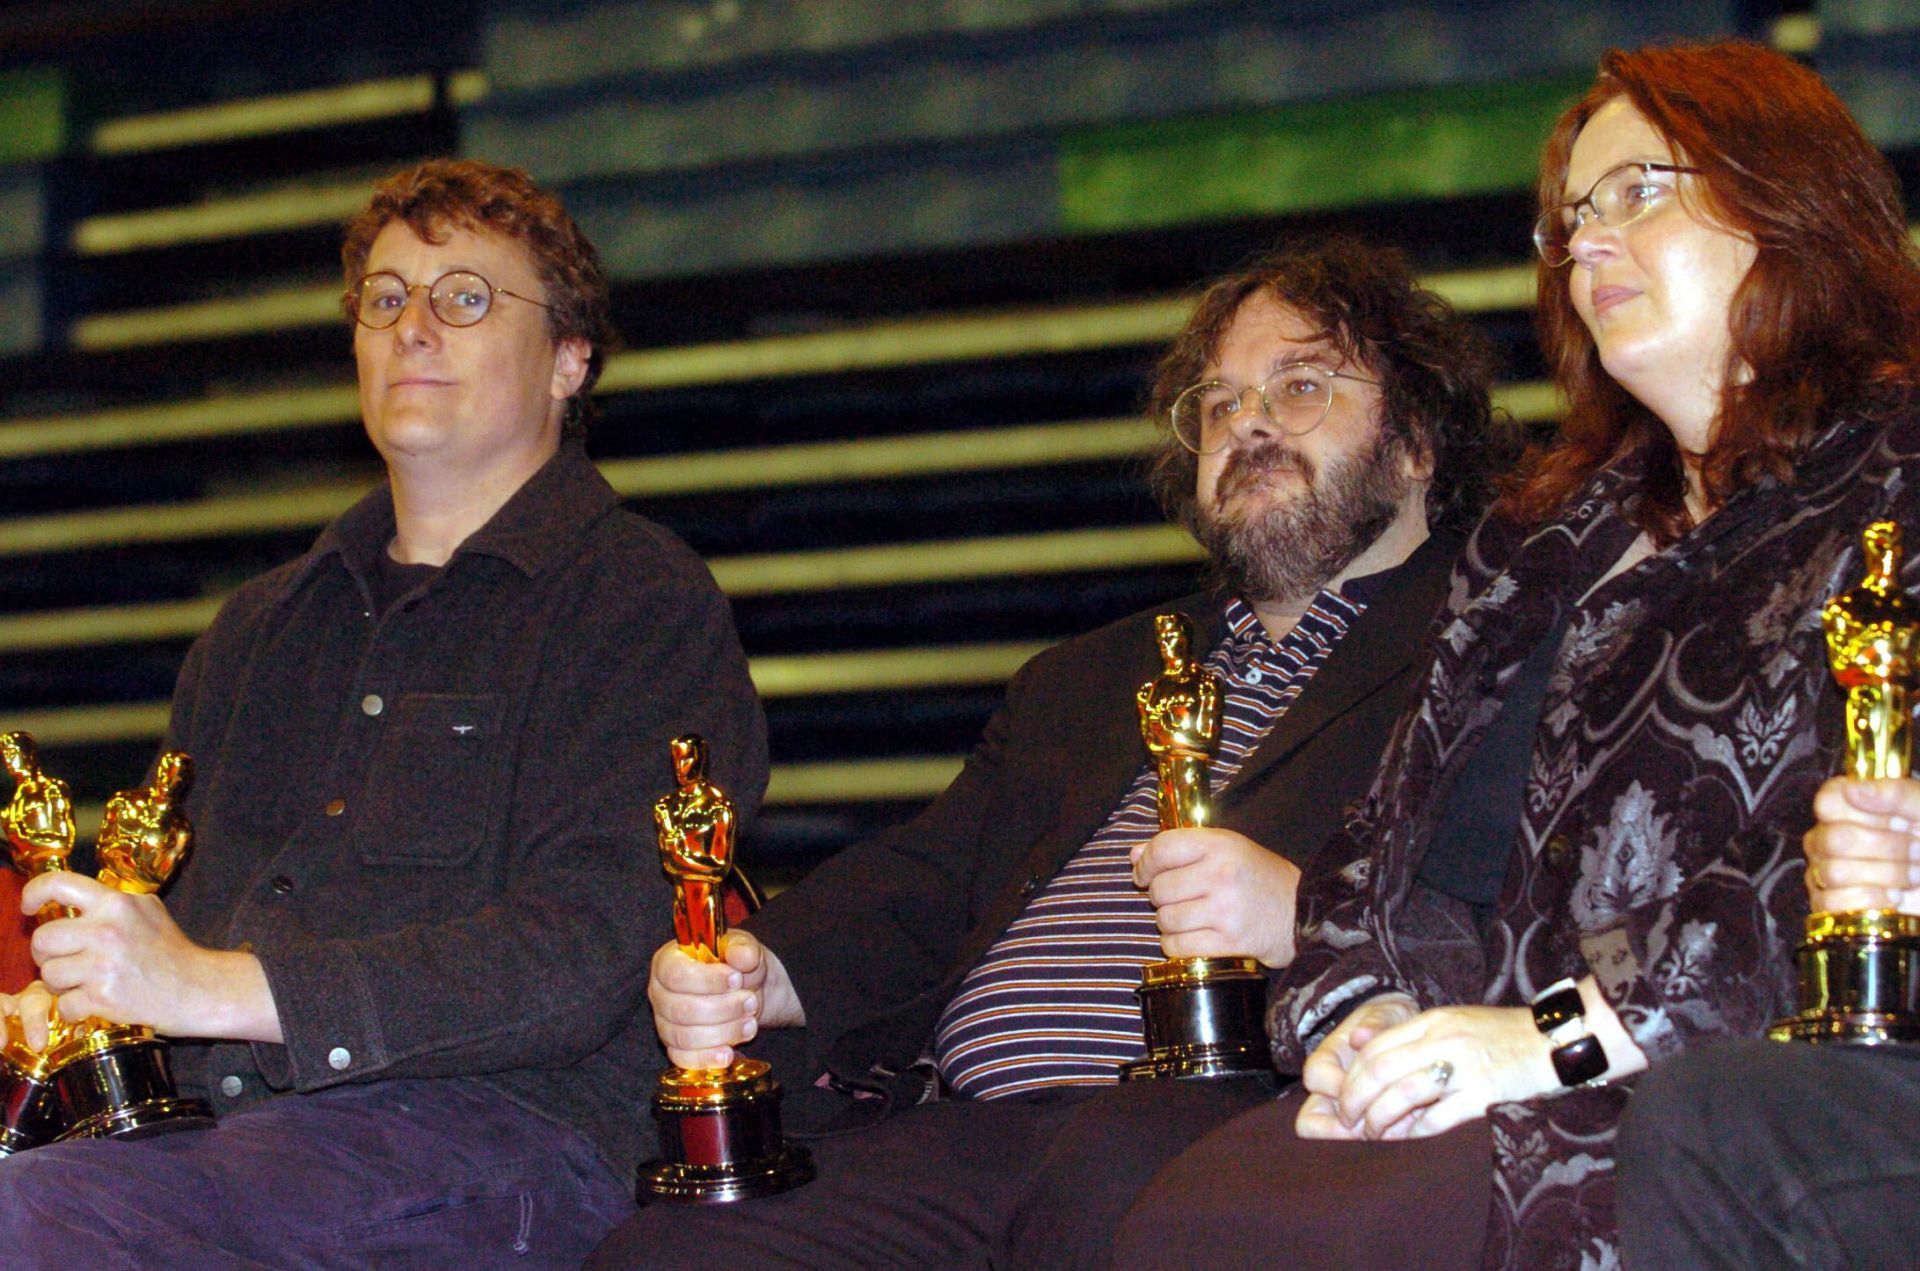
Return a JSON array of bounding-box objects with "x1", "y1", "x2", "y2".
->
[
  {"x1": 1113, "y1": 1086, "x2": 1491, "y2": 1271},
  {"x1": 1620, "y1": 1039, "x2": 1920, "y2": 1269},
  {"x1": 0, "y1": 1078, "x2": 633, "y2": 1269},
  {"x1": 591, "y1": 1078, "x2": 1275, "y2": 1270}
]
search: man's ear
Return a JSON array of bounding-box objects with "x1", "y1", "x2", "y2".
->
[{"x1": 549, "y1": 337, "x2": 591, "y2": 402}]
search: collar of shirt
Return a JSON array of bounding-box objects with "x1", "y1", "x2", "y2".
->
[{"x1": 268, "y1": 441, "x2": 622, "y2": 604}]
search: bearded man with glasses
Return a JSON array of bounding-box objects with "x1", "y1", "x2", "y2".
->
[
  {"x1": 0, "y1": 159, "x2": 766, "y2": 1263},
  {"x1": 591, "y1": 236, "x2": 1502, "y2": 1268}
]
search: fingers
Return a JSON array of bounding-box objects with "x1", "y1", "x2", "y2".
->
[
  {"x1": 2, "y1": 981, "x2": 57, "y2": 1052},
  {"x1": 718, "y1": 930, "x2": 766, "y2": 978},
  {"x1": 1131, "y1": 831, "x2": 1208, "y2": 887},
  {"x1": 648, "y1": 941, "x2": 762, "y2": 1069},
  {"x1": 1814, "y1": 776, "x2": 1920, "y2": 826},
  {"x1": 19, "y1": 871, "x2": 113, "y2": 915},
  {"x1": 1295, "y1": 1091, "x2": 1366, "y2": 1140}
]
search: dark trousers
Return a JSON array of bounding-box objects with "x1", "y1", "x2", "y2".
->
[
  {"x1": 1618, "y1": 1038, "x2": 1920, "y2": 1270},
  {"x1": 1112, "y1": 1087, "x2": 1491, "y2": 1270},
  {"x1": 0, "y1": 1077, "x2": 634, "y2": 1269},
  {"x1": 590, "y1": 1075, "x2": 1273, "y2": 1269}
]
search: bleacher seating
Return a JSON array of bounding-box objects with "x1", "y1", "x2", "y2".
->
[{"x1": 0, "y1": 0, "x2": 1914, "y2": 899}]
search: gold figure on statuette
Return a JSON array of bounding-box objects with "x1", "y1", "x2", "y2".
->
[
  {"x1": 1137, "y1": 614, "x2": 1223, "y2": 832},
  {"x1": 1773, "y1": 521, "x2": 1920, "y2": 1044}
]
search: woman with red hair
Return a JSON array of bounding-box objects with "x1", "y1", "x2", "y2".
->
[{"x1": 1115, "y1": 40, "x2": 1920, "y2": 1269}]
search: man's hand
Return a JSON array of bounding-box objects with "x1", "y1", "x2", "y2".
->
[
  {"x1": 1805, "y1": 776, "x2": 1920, "y2": 913},
  {"x1": 648, "y1": 930, "x2": 804, "y2": 1070},
  {"x1": 1, "y1": 979, "x2": 57, "y2": 1052},
  {"x1": 1296, "y1": 992, "x2": 1419, "y2": 1140},
  {"x1": 1132, "y1": 828, "x2": 1302, "y2": 966},
  {"x1": 22, "y1": 871, "x2": 280, "y2": 1042}
]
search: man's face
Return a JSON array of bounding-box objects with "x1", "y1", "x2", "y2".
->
[
  {"x1": 1189, "y1": 293, "x2": 1423, "y2": 605},
  {"x1": 353, "y1": 220, "x2": 588, "y2": 488}
]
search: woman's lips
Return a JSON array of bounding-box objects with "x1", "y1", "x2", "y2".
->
[{"x1": 1589, "y1": 284, "x2": 1637, "y2": 315}]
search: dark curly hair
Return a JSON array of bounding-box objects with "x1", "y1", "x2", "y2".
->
[
  {"x1": 340, "y1": 158, "x2": 619, "y2": 440},
  {"x1": 1506, "y1": 41, "x2": 1920, "y2": 542},
  {"x1": 1147, "y1": 235, "x2": 1501, "y2": 537}
]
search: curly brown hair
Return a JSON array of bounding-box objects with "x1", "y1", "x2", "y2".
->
[
  {"x1": 340, "y1": 158, "x2": 618, "y2": 439},
  {"x1": 1147, "y1": 235, "x2": 1501, "y2": 537},
  {"x1": 1504, "y1": 41, "x2": 1920, "y2": 542}
]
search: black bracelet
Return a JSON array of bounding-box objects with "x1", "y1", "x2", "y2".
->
[
  {"x1": 1530, "y1": 979, "x2": 1584, "y2": 1041},
  {"x1": 1550, "y1": 1033, "x2": 1608, "y2": 1088}
]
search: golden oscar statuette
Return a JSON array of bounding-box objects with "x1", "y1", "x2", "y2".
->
[
  {"x1": 1119, "y1": 614, "x2": 1274, "y2": 1081},
  {"x1": 1, "y1": 730, "x2": 81, "y2": 1155},
  {"x1": 1772, "y1": 522, "x2": 1920, "y2": 1044},
  {"x1": 635, "y1": 735, "x2": 814, "y2": 1203},
  {"x1": 0, "y1": 733, "x2": 215, "y2": 1151}
]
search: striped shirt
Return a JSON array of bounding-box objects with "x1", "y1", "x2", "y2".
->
[{"x1": 933, "y1": 590, "x2": 1365, "y2": 1100}]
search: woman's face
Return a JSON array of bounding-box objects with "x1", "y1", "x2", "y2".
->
[{"x1": 1562, "y1": 97, "x2": 1757, "y2": 452}]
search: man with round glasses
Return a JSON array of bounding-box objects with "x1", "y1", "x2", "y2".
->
[
  {"x1": 0, "y1": 159, "x2": 766, "y2": 1263},
  {"x1": 590, "y1": 236, "x2": 1501, "y2": 1268}
]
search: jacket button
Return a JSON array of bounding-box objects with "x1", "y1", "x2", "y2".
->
[
  {"x1": 1020, "y1": 875, "x2": 1043, "y2": 897},
  {"x1": 270, "y1": 875, "x2": 294, "y2": 895},
  {"x1": 328, "y1": 1047, "x2": 352, "y2": 1071},
  {"x1": 1545, "y1": 834, "x2": 1575, "y2": 869},
  {"x1": 219, "y1": 1075, "x2": 244, "y2": 1098},
  {"x1": 324, "y1": 798, "x2": 346, "y2": 817},
  {"x1": 361, "y1": 694, "x2": 384, "y2": 717}
]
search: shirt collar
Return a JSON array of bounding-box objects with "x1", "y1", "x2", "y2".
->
[{"x1": 266, "y1": 441, "x2": 619, "y2": 603}]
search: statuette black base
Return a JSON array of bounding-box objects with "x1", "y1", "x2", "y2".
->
[
  {"x1": 1120, "y1": 956, "x2": 1273, "y2": 1081},
  {"x1": 51, "y1": 1034, "x2": 214, "y2": 1140},
  {"x1": 0, "y1": 1065, "x2": 69, "y2": 1156},
  {"x1": 1770, "y1": 910, "x2": 1920, "y2": 1046},
  {"x1": 636, "y1": 1058, "x2": 815, "y2": 1204}
]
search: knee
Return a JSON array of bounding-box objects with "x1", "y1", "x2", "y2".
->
[
  {"x1": 0, "y1": 1142, "x2": 122, "y2": 1225},
  {"x1": 1622, "y1": 1040, "x2": 1789, "y2": 1179}
]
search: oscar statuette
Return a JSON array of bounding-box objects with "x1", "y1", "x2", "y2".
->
[
  {"x1": 0, "y1": 734, "x2": 214, "y2": 1147},
  {"x1": 1, "y1": 730, "x2": 82, "y2": 1154},
  {"x1": 1771, "y1": 522, "x2": 1920, "y2": 1043},
  {"x1": 51, "y1": 751, "x2": 216, "y2": 1136},
  {"x1": 1119, "y1": 614, "x2": 1273, "y2": 1081},
  {"x1": 635, "y1": 735, "x2": 814, "y2": 1203}
]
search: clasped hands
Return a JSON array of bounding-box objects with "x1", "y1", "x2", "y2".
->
[
  {"x1": 0, "y1": 871, "x2": 277, "y2": 1049},
  {"x1": 1296, "y1": 993, "x2": 1560, "y2": 1141}
]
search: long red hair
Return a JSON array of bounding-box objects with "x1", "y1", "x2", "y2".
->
[{"x1": 1503, "y1": 41, "x2": 1920, "y2": 541}]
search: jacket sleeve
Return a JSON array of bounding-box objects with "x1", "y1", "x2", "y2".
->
[
  {"x1": 227, "y1": 545, "x2": 768, "y2": 1091},
  {"x1": 744, "y1": 649, "x2": 1052, "y2": 1080}
]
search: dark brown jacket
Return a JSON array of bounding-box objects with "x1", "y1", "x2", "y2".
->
[{"x1": 161, "y1": 442, "x2": 767, "y2": 1179}]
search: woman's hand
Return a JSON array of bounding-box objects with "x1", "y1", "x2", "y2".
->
[
  {"x1": 1327, "y1": 1004, "x2": 1559, "y2": 1140},
  {"x1": 1805, "y1": 777, "x2": 1920, "y2": 913},
  {"x1": 1296, "y1": 992, "x2": 1420, "y2": 1139}
]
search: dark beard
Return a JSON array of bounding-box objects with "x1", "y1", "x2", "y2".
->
[{"x1": 1191, "y1": 429, "x2": 1412, "y2": 606}]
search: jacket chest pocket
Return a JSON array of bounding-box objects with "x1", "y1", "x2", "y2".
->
[{"x1": 358, "y1": 693, "x2": 506, "y2": 867}]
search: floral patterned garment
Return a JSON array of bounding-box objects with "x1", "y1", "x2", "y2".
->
[{"x1": 1269, "y1": 406, "x2": 1920, "y2": 1270}]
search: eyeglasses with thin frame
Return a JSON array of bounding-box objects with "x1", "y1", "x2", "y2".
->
[
  {"x1": 1168, "y1": 361, "x2": 1377, "y2": 456},
  {"x1": 1533, "y1": 161, "x2": 1704, "y2": 267},
  {"x1": 346, "y1": 269, "x2": 555, "y2": 330}
]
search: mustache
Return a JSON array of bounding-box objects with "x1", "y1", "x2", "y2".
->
[{"x1": 1215, "y1": 442, "x2": 1313, "y2": 502}]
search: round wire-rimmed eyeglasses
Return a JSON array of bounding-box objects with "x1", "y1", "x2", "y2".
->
[
  {"x1": 1168, "y1": 362, "x2": 1377, "y2": 455},
  {"x1": 345, "y1": 269, "x2": 555, "y2": 330}
]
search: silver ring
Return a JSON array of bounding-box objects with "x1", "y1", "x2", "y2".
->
[{"x1": 1428, "y1": 1060, "x2": 1454, "y2": 1088}]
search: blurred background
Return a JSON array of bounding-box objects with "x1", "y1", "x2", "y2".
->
[{"x1": 0, "y1": 0, "x2": 1913, "y2": 889}]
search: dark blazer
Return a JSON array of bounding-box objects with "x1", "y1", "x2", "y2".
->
[{"x1": 750, "y1": 532, "x2": 1461, "y2": 1128}]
